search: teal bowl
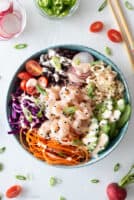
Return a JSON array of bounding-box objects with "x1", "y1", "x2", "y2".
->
[{"x1": 6, "y1": 44, "x2": 131, "y2": 168}]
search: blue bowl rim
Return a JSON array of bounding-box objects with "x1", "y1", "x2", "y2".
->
[{"x1": 6, "y1": 44, "x2": 132, "y2": 169}]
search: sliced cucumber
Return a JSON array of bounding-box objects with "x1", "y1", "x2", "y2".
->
[
  {"x1": 117, "y1": 104, "x2": 131, "y2": 128},
  {"x1": 108, "y1": 122, "x2": 117, "y2": 139}
]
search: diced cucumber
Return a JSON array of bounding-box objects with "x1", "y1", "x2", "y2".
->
[
  {"x1": 116, "y1": 99, "x2": 126, "y2": 112},
  {"x1": 92, "y1": 133, "x2": 109, "y2": 155},
  {"x1": 87, "y1": 141, "x2": 97, "y2": 152},
  {"x1": 117, "y1": 104, "x2": 131, "y2": 128}
]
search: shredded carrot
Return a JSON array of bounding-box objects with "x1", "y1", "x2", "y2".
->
[{"x1": 20, "y1": 129, "x2": 90, "y2": 166}]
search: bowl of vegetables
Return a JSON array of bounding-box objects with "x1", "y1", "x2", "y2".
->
[
  {"x1": 34, "y1": 0, "x2": 80, "y2": 19},
  {"x1": 6, "y1": 44, "x2": 131, "y2": 168}
]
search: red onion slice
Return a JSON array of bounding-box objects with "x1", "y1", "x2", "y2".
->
[
  {"x1": 0, "y1": 12, "x2": 22, "y2": 35},
  {"x1": 0, "y1": 1, "x2": 13, "y2": 19},
  {"x1": 72, "y1": 52, "x2": 94, "y2": 65}
]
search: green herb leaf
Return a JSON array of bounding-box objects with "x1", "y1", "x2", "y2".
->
[
  {"x1": 104, "y1": 46, "x2": 112, "y2": 56},
  {"x1": 0, "y1": 147, "x2": 6, "y2": 153},
  {"x1": 63, "y1": 106, "x2": 77, "y2": 116},
  {"x1": 90, "y1": 61, "x2": 102, "y2": 66},
  {"x1": 36, "y1": 84, "x2": 47, "y2": 96},
  {"x1": 90, "y1": 179, "x2": 100, "y2": 183},
  {"x1": 49, "y1": 176, "x2": 57, "y2": 186},
  {"x1": 98, "y1": 0, "x2": 107, "y2": 12},
  {"x1": 125, "y1": 1, "x2": 134, "y2": 10},
  {"x1": 114, "y1": 163, "x2": 121, "y2": 172},
  {"x1": 23, "y1": 108, "x2": 33, "y2": 122},
  {"x1": 15, "y1": 175, "x2": 27, "y2": 180},
  {"x1": 0, "y1": 163, "x2": 4, "y2": 171},
  {"x1": 14, "y1": 43, "x2": 28, "y2": 49},
  {"x1": 59, "y1": 196, "x2": 66, "y2": 200}
]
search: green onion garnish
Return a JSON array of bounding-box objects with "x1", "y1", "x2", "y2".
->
[
  {"x1": 36, "y1": 84, "x2": 47, "y2": 96},
  {"x1": 98, "y1": 0, "x2": 107, "y2": 12},
  {"x1": 63, "y1": 106, "x2": 77, "y2": 116},
  {"x1": 125, "y1": 1, "x2": 134, "y2": 10},
  {"x1": 90, "y1": 179, "x2": 100, "y2": 183},
  {"x1": 0, "y1": 163, "x2": 4, "y2": 171},
  {"x1": 14, "y1": 43, "x2": 28, "y2": 49},
  {"x1": 104, "y1": 46, "x2": 112, "y2": 56},
  {"x1": 15, "y1": 175, "x2": 27, "y2": 180},
  {"x1": 114, "y1": 163, "x2": 121, "y2": 172},
  {"x1": 49, "y1": 176, "x2": 57, "y2": 186},
  {"x1": 0, "y1": 147, "x2": 6, "y2": 153}
]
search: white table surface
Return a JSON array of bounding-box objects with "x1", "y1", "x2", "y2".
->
[{"x1": 0, "y1": 0, "x2": 134, "y2": 199}]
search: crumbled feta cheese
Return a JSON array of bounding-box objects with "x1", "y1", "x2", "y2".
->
[
  {"x1": 106, "y1": 100, "x2": 113, "y2": 110},
  {"x1": 102, "y1": 110, "x2": 112, "y2": 119},
  {"x1": 82, "y1": 134, "x2": 97, "y2": 145},
  {"x1": 99, "y1": 119, "x2": 108, "y2": 126},
  {"x1": 48, "y1": 49, "x2": 56, "y2": 57},
  {"x1": 117, "y1": 99, "x2": 124, "y2": 107},
  {"x1": 110, "y1": 110, "x2": 121, "y2": 122},
  {"x1": 90, "y1": 123, "x2": 99, "y2": 131}
]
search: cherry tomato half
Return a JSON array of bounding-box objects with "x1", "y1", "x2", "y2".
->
[
  {"x1": 90, "y1": 21, "x2": 104, "y2": 32},
  {"x1": 107, "y1": 29, "x2": 123, "y2": 43},
  {"x1": 20, "y1": 80, "x2": 27, "y2": 91},
  {"x1": 26, "y1": 78, "x2": 37, "y2": 95},
  {"x1": 6, "y1": 185, "x2": 22, "y2": 198},
  {"x1": 38, "y1": 76, "x2": 48, "y2": 89},
  {"x1": 25, "y1": 60, "x2": 43, "y2": 76},
  {"x1": 17, "y1": 72, "x2": 32, "y2": 80}
]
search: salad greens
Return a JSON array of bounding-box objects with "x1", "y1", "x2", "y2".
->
[{"x1": 37, "y1": 0, "x2": 77, "y2": 17}]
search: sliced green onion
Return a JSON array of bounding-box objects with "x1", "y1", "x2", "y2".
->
[
  {"x1": 36, "y1": 84, "x2": 47, "y2": 96},
  {"x1": 125, "y1": 1, "x2": 134, "y2": 10},
  {"x1": 0, "y1": 163, "x2": 4, "y2": 171},
  {"x1": 98, "y1": 0, "x2": 107, "y2": 12},
  {"x1": 90, "y1": 179, "x2": 100, "y2": 183},
  {"x1": 0, "y1": 147, "x2": 6, "y2": 153},
  {"x1": 14, "y1": 43, "x2": 28, "y2": 49},
  {"x1": 87, "y1": 82, "x2": 95, "y2": 98},
  {"x1": 59, "y1": 196, "x2": 66, "y2": 200},
  {"x1": 114, "y1": 163, "x2": 121, "y2": 172},
  {"x1": 49, "y1": 176, "x2": 57, "y2": 186},
  {"x1": 51, "y1": 56, "x2": 61, "y2": 71},
  {"x1": 104, "y1": 46, "x2": 112, "y2": 56},
  {"x1": 15, "y1": 175, "x2": 27, "y2": 180},
  {"x1": 63, "y1": 106, "x2": 77, "y2": 116}
]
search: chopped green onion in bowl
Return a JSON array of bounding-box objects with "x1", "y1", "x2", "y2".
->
[{"x1": 34, "y1": 0, "x2": 80, "y2": 19}]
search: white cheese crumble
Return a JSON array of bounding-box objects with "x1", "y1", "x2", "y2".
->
[{"x1": 102, "y1": 110, "x2": 112, "y2": 119}]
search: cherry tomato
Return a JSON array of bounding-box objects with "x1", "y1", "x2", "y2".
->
[
  {"x1": 26, "y1": 78, "x2": 37, "y2": 95},
  {"x1": 17, "y1": 72, "x2": 32, "y2": 80},
  {"x1": 25, "y1": 60, "x2": 43, "y2": 76},
  {"x1": 6, "y1": 185, "x2": 22, "y2": 198},
  {"x1": 38, "y1": 76, "x2": 48, "y2": 89},
  {"x1": 20, "y1": 80, "x2": 27, "y2": 91},
  {"x1": 107, "y1": 29, "x2": 123, "y2": 43},
  {"x1": 90, "y1": 21, "x2": 104, "y2": 32}
]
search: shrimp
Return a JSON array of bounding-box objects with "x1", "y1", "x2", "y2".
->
[{"x1": 38, "y1": 121, "x2": 51, "y2": 137}]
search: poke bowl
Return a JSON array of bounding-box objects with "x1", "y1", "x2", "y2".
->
[{"x1": 6, "y1": 44, "x2": 131, "y2": 168}]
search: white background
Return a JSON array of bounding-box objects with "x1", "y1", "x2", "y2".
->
[{"x1": 0, "y1": 0, "x2": 134, "y2": 199}]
